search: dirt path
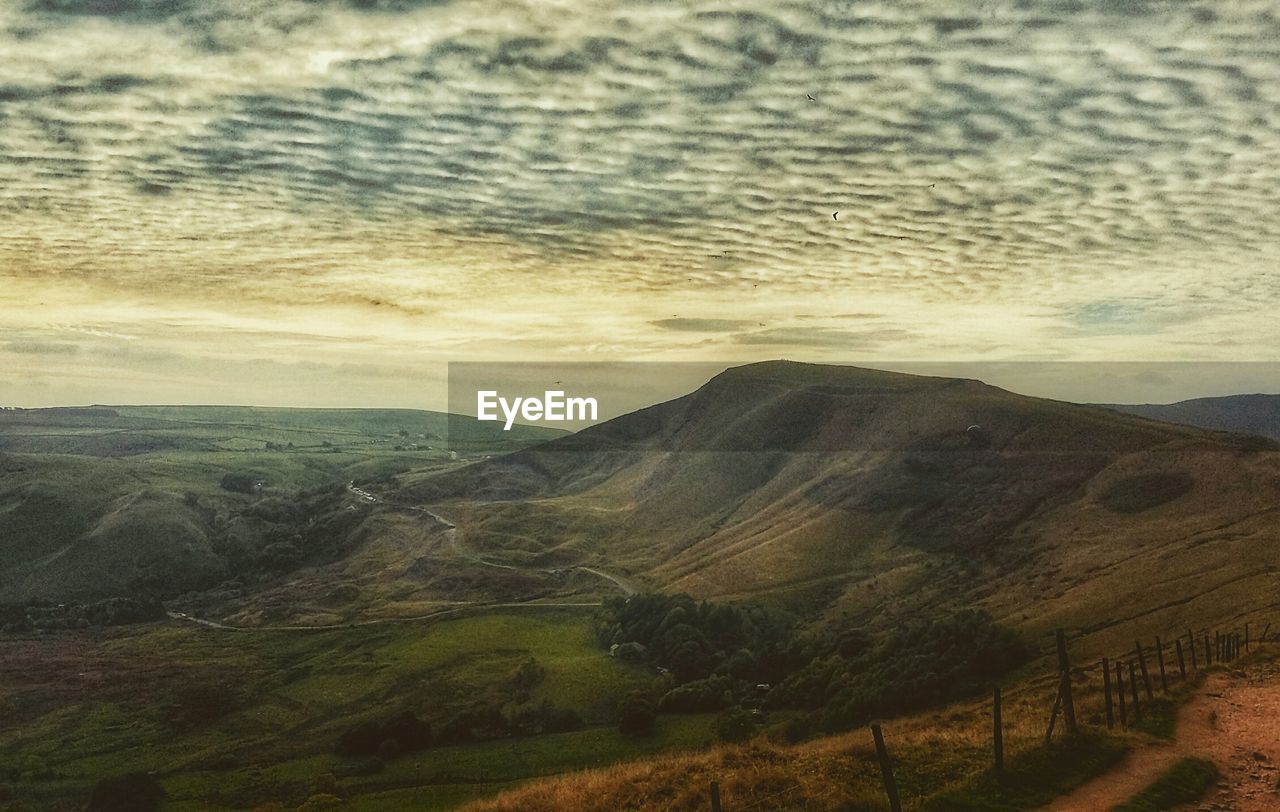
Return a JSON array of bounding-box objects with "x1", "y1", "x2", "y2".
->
[{"x1": 1042, "y1": 662, "x2": 1280, "y2": 811}]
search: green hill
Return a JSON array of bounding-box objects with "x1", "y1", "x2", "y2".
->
[{"x1": 402, "y1": 361, "x2": 1280, "y2": 655}]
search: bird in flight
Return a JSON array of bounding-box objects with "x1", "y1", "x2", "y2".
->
[
  {"x1": 807, "y1": 94, "x2": 816, "y2": 101},
  {"x1": 832, "y1": 211, "x2": 839, "y2": 220}
]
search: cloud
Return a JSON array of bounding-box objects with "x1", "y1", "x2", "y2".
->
[
  {"x1": 650, "y1": 318, "x2": 753, "y2": 332},
  {"x1": 1, "y1": 0, "x2": 1279, "y2": 406},
  {"x1": 4, "y1": 340, "x2": 79, "y2": 355},
  {"x1": 733, "y1": 327, "x2": 914, "y2": 350}
]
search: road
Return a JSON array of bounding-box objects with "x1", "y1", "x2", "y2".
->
[
  {"x1": 167, "y1": 492, "x2": 635, "y2": 632},
  {"x1": 420, "y1": 507, "x2": 637, "y2": 597}
]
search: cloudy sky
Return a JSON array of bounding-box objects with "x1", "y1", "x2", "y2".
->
[{"x1": 2, "y1": 0, "x2": 1278, "y2": 408}]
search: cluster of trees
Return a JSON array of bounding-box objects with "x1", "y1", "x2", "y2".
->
[
  {"x1": 334, "y1": 700, "x2": 582, "y2": 766},
  {"x1": 597, "y1": 594, "x2": 1031, "y2": 743},
  {"x1": 219, "y1": 472, "x2": 263, "y2": 494},
  {"x1": 769, "y1": 609, "x2": 1033, "y2": 737},
  {"x1": 0, "y1": 597, "x2": 165, "y2": 633}
]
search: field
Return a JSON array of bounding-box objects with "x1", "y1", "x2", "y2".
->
[{"x1": 0, "y1": 608, "x2": 717, "y2": 810}]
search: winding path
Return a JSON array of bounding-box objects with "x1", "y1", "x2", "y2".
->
[{"x1": 1042, "y1": 661, "x2": 1280, "y2": 811}]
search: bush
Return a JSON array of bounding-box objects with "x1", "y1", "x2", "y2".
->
[
  {"x1": 87, "y1": 773, "x2": 165, "y2": 812},
  {"x1": 219, "y1": 472, "x2": 260, "y2": 494},
  {"x1": 618, "y1": 691, "x2": 657, "y2": 737},
  {"x1": 660, "y1": 676, "x2": 731, "y2": 713},
  {"x1": 336, "y1": 712, "x2": 431, "y2": 759},
  {"x1": 715, "y1": 707, "x2": 756, "y2": 743}
]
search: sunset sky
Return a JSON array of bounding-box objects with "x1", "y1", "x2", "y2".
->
[{"x1": 2, "y1": 0, "x2": 1278, "y2": 408}]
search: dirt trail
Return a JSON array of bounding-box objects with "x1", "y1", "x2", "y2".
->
[{"x1": 1042, "y1": 661, "x2": 1280, "y2": 811}]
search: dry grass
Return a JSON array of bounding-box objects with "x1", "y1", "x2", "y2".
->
[{"x1": 463, "y1": 681, "x2": 1079, "y2": 812}]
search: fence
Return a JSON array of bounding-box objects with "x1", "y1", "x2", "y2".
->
[{"x1": 697, "y1": 616, "x2": 1274, "y2": 811}]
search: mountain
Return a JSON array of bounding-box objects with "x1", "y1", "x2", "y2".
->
[
  {"x1": 1100, "y1": 394, "x2": 1280, "y2": 441},
  {"x1": 402, "y1": 361, "x2": 1280, "y2": 652}
]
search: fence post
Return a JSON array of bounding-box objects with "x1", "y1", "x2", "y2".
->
[
  {"x1": 1129, "y1": 662, "x2": 1142, "y2": 722},
  {"x1": 1246, "y1": 623, "x2": 1250, "y2": 653},
  {"x1": 1205, "y1": 633, "x2": 1212, "y2": 666},
  {"x1": 1156, "y1": 637, "x2": 1168, "y2": 693},
  {"x1": 1134, "y1": 641, "x2": 1154, "y2": 701},
  {"x1": 1175, "y1": 638, "x2": 1187, "y2": 681},
  {"x1": 1235, "y1": 632, "x2": 1241, "y2": 660},
  {"x1": 1188, "y1": 629, "x2": 1198, "y2": 670},
  {"x1": 710, "y1": 781, "x2": 722, "y2": 812},
  {"x1": 1116, "y1": 660, "x2": 1128, "y2": 727},
  {"x1": 1216, "y1": 631, "x2": 1222, "y2": 662},
  {"x1": 1045, "y1": 682, "x2": 1063, "y2": 743},
  {"x1": 993, "y1": 686, "x2": 1004, "y2": 775},
  {"x1": 1102, "y1": 657, "x2": 1114, "y2": 728},
  {"x1": 1055, "y1": 629, "x2": 1078, "y2": 735},
  {"x1": 871, "y1": 723, "x2": 902, "y2": 812}
]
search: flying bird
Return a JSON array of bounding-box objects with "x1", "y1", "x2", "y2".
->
[
  {"x1": 833, "y1": 211, "x2": 839, "y2": 220},
  {"x1": 806, "y1": 94, "x2": 816, "y2": 101}
]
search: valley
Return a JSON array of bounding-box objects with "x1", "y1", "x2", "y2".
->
[{"x1": 3, "y1": 363, "x2": 1280, "y2": 810}]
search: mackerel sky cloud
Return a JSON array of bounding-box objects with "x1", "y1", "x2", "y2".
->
[{"x1": 1, "y1": 0, "x2": 1278, "y2": 406}]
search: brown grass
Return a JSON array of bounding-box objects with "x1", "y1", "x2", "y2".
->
[{"x1": 462, "y1": 681, "x2": 1080, "y2": 812}]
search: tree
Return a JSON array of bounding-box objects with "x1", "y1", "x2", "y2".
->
[
  {"x1": 715, "y1": 707, "x2": 756, "y2": 743},
  {"x1": 617, "y1": 691, "x2": 657, "y2": 737},
  {"x1": 87, "y1": 773, "x2": 164, "y2": 811}
]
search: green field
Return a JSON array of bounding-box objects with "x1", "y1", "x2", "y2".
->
[{"x1": 0, "y1": 609, "x2": 716, "y2": 810}]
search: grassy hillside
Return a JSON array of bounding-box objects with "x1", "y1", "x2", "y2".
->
[
  {"x1": 0, "y1": 406, "x2": 563, "y2": 604},
  {"x1": 401, "y1": 361, "x2": 1280, "y2": 655}
]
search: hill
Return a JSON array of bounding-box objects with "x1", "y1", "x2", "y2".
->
[
  {"x1": 1100, "y1": 394, "x2": 1280, "y2": 441},
  {"x1": 0, "y1": 406, "x2": 562, "y2": 604},
  {"x1": 401, "y1": 361, "x2": 1280, "y2": 651}
]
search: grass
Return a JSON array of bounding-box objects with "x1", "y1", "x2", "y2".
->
[
  {"x1": 1111, "y1": 757, "x2": 1219, "y2": 811},
  {"x1": 921, "y1": 732, "x2": 1128, "y2": 811},
  {"x1": 0, "y1": 609, "x2": 707, "y2": 810}
]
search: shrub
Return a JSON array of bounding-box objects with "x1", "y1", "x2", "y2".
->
[
  {"x1": 618, "y1": 691, "x2": 657, "y2": 737},
  {"x1": 715, "y1": 707, "x2": 756, "y2": 743},
  {"x1": 87, "y1": 773, "x2": 164, "y2": 812}
]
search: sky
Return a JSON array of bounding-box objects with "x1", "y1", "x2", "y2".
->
[{"x1": 1, "y1": 0, "x2": 1278, "y2": 408}]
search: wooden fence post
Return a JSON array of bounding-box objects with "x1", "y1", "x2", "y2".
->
[
  {"x1": 1129, "y1": 662, "x2": 1142, "y2": 722},
  {"x1": 1156, "y1": 637, "x2": 1168, "y2": 693},
  {"x1": 993, "y1": 686, "x2": 1004, "y2": 775},
  {"x1": 871, "y1": 723, "x2": 902, "y2": 812},
  {"x1": 1216, "y1": 631, "x2": 1222, "y2": 663},
  {"x1": 1235, "y1": 632, "x2": 1242, "y2": 660},
  {"x1": 1045, "y1": 682, "x2": 1063, "y2": 743},
  {"x1": 1055, "y1": 629, "x2": 1077, "y2": 735},
  {"x1": 1205, "y1": 633, "x2": 1212, "y2": 666},
  {"x1": 1116, "y1": 660, "x2": 1128, "y2": 727},
  {"x1": 710, "y1": 781, "x2": 722, "y2": 812},
  {"x1": 1188, "y1": 629, "x2": 1198, "y2": 670},
  {"x1": 1175, "y1": 638, "x2": 1187, "y2": 681},
  {"x1": 1134, "y1": 641, "x2": 1154, "y2": 701},
  {"x1": 1102, "y1": 657, "x2": 1114, "y2": 729}
]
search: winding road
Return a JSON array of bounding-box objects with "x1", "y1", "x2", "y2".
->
[{"x1": 167, "y1": 489, "x2": 636, "y2": 632}]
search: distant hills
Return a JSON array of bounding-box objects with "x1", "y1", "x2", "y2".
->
[
  {"x1": 1099, "y1": 394, "x2": 1280, "y2": 441},
  {"x1": 8, "y1": 367, "x2": 1280, "y2": 656},
  {"x1": 0, "y1": 406, "x2": 561, "y2": 604},
  {"x1": 403, "y1": 361, "x2": 1280, "y2": 652}
]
